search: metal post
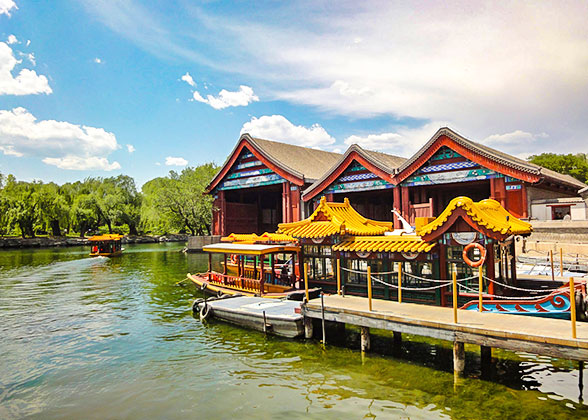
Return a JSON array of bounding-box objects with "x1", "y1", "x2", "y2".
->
[
  {"x1": 453, "y1": 267, "x2": 458, "y2": 324},
  {"x1": 550, "y1": 250, "x2": 555, "y2": 281},
  {"x1": 304, "y1": 262, "x2": 309, "y2": 302},
  {"x1": 263, "y1": 310, "x2": 267, "y2": 334},
  {"x1": 367, "y1": 266, "x2": 373, "y2": 311},
  {"x1": 321, "y1": 293, "x2": 326, "y2": 346},
  {"x1": 560, "y1": 248, "x2": 564, "y2": 277},
  {"x1": 398, "y1": 262, "x2": 402, "y2": 303},
  {"x1": 570, "y1": 277, "x2": 577, "y2": 339},
  {"x1": 478, "y1": 265, "x2": 484, "y2": 312},
  {"x1": 337, "y1": 258, "x2": 341, "y2": 295}
]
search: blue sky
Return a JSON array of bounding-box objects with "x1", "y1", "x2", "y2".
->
[{"x1": 1, "y1": 0, "x2": 588, "y2": 186}]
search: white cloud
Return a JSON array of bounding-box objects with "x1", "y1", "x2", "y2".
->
[
  {"x1": 343, "y1": 122, "x2": 452, "y2": 157},
  {"x1": 25, "y1": 40, "x2": 30, "y2": 47},
  {"x1": 7, "y1": 34, "x2": 17, "y2": 44},
  {"x1": 42, "y1": 156, "x2": 120, "y2": 171},
  {"x1": 155, "y1": 162, "x2": 161, "y2": 166},
  {"x1": 165, "y1": 156, "x2": 188, "y2": 166},
  {"x1": 181, "y1": 72, "x2": 195, "y2": 87},
  {"x1": 94, "y1": 57, "x2": 102, "y2": 64},
  {"x1": 21, "y1": 52, "x2": 35, "y2": 66},
  {"x1": 0, "y1": 0, "x2": 17, "y2": 17},
  {"x1": 126, "y1": 144, "x2": 135, "y2": 153},
  {"x1": 241, "y1": 115, "x2": 335, "y2": 148},
  {"x1": 192, "y1": 85, "x2": 258, "y2": 110},
  {"x1": 483, "y1": 130, "x2": 550, "y2": 159},
  {"x1": 0, "y1": 42, "x2": 52, "y2": 95},
  {"x1": 0, "y1": 107, "x2": 121, "y2": 171}
]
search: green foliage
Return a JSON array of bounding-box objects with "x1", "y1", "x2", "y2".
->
[
  {"x1": 0, "y1": 164, "x2": 217, "y2": 238},
  {"x1": 141, "y1": 163, "x2": 218, "y2": 236},
  {"x1": 528, "y1": 153, "x2": 588, "y2": 183}
]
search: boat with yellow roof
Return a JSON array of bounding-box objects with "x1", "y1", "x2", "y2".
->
[{"x1": 88, "y1": 234, "x2": 124, "y2": 257}]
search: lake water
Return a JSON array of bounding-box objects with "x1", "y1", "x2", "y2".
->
[{"x1": 0, "y1": 243, "x2": 586, "y2": 419}]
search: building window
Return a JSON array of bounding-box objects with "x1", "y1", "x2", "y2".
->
[{"x1": 551, "y1": 205, "x2": 571, "y2": 220}]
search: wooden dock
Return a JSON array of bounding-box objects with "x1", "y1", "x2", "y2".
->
[{"x1": 303, "y1": 295, "x2": 588, "y2": 374}]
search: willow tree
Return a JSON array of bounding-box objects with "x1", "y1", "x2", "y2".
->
[{"x1": 141, "y1": 163, "x2": 218, "y2": 236}]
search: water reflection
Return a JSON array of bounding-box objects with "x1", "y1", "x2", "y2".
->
[{"x1": 0, "y1": 244, "x2": 586, "y2": 419}]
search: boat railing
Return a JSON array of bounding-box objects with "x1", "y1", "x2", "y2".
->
[{"x1": 209, "y1": 272, "x2": 261, "y2": 293}]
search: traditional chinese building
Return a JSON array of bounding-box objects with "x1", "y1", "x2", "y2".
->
[
  {"x1": 209, "y1": 128, "x2": 587, "y2": 233},
  {"x1": 206, "y1": 133, "x2": 341, "y2": 235},
  {"x1": 302, "y1": 144, "x2": 405, "y2": 221},
  {"x1": 302, "y1": 127, "x2": 586, "y2": 227}
]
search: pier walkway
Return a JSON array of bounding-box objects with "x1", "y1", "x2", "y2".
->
[{"x1": 303, "y1": 295, "x2": 588, "y2": 373}]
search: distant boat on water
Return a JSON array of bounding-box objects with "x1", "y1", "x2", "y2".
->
[{"x1": 88, "y1": 234, "x2": 124, "y2": 257}]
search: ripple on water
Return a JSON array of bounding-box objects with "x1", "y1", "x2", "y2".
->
[{"x1": 0, "y1": 244, "x2": 587, "y2": 419}]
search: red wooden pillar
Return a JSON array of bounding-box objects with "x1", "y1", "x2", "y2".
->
[
  {"x1": 401, "y1": 186, "x2": 410, "y2": 223},
  {"x1": 218, "y1": 190, "x2": 227, "y2": 236},
  {"x1": 290, "y1": 186, "x2": 301, "y2": 222},
  {"x1": 521, "y1": 183, "x2": 528, "y2": 219},
  {"x1": 393, "y1": 186, "x2": 402, "y2": 229},
  {"x1": 282, "y1": 182, "x2": 289, "y2": 223},
  {"x1": 490, "y1": 178, "x2": 506, "y2": 208},
  {"x1": 439, "y1": 244, "x2": 448, "y2": 306},
  {"x1": 325, "y1": 193, "x2": 334, "y2": 202}
]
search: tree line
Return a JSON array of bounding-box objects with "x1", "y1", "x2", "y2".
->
[
  {"x1": 0, "y1": 163, "x2": 218, "y2": 238},
  {"x1": 528, "y1": 153, "x2": 588, "y2": 184}
]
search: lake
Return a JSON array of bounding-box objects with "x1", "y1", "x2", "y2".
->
[{"x1": 0, "y1": 243, "x2": 586, "y2": 419}]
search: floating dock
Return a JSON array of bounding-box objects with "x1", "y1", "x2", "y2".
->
[
  {"x1": 195, "y1": 296, "x2": 304, "y2": 338},
  {"x1": 303, "y1": 295, "x2": 588, "y2": 374}
]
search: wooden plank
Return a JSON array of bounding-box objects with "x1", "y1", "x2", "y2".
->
[{"x1": 303, "y1": 295, "x2": 588, "y2": 361}]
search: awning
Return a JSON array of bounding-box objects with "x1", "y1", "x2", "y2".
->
[
  {"x1": 203, "y1": 243, "x2": 299, "y2": 256},
  {"x1": 333, "y1": 235, "x2": 435, "y2": 253}
]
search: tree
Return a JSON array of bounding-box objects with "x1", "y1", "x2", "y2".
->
[
  {"x1": 141, "y1": 163, "x2": 218, "y2": 236},
  {"x1": 38, "y1": 183, "x2": 69, "y2": 236},
  {"x1": 3, "y1": 176, "x2": 42, "y2": 238},
  {"x1": 528, "y1": 153, "x2": 588, "y2": 183}
]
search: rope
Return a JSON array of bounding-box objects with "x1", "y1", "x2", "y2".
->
[
  {"x1": 371, "y1": 275, "x2": 451, "y2": 291},
  {"x1": 482, "y1": 275, "x2": 563, "y2": 293},
  {"x1": 458, "y1": 283, "x2": 558, "y2": 300},
  {"x1": 403, "y1": 272, "x2": 477, "y2": 283}
]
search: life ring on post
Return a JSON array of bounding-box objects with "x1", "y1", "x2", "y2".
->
[{"x1": 463, "y1": 243, "x2": 487, "y2": 268}]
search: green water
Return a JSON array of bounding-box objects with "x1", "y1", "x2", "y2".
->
[{"x1": 0, "y1": 243, "x2": 586, "y2": 419}]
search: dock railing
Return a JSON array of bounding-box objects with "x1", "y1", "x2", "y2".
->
[{"x1": 337, "y1": 265, "x2": 582, "y2": 338}]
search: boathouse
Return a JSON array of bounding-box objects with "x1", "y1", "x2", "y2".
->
[
  {"x1": 278, "y1": 195, "x2": 532, "y2": 306},
  {"x1": 210, "y1": 128, "x2": 587, "y2": 233},
  {"x1": 302, "y1": 128, "x2": 586, "y2": 227},
  {"x1": 206, "y1": 134, "x2": 341, "y2": 235},
  {"x1": 302, "y1": 145, "x2": 405, "y2": 222},
  {"x1": 391, "y1": 127, "x2": 586, "y2": 223}
]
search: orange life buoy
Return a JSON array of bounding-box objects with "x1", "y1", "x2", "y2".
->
[{"x1": 462, "y1": 243, "x2": 487, "y2": 267}]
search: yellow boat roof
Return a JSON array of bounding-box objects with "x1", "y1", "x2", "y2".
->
[
  {"x1": 203, "y1": 243, "x2": 299, "y2": 255},
  {"x1": 278, "y1": 197, "x2": 393, "y2": 239},
  {"x1": 88, "y1": 234, "x2": 123, "y2": 242}
]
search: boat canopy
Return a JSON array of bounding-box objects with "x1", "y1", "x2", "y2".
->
[
  {"x1": 88, "y1": 234, "x2": 123, "y2": 242},
  {"x1": 221, "y1": 232, "x2": 295, "y2": 243},
  {"x1": 333, "y1": 235, "x2": 436, "y2": 253},
  {"x1": 278, "y1": 196, "x2": 393, "y2": 238},
  {"x1": 203, "y1": 243, "x2": 299, "y2": 256},
  {"x1": 416, "y1": 196, "x2": 532, "y2": 241}
]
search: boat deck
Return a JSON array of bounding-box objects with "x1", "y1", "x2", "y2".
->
[{"x1": 304, "y1": 295, "x2": 588, "y2": 360}]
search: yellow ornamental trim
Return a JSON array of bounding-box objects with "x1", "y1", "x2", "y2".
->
[
  {"x1": 415, "y1": 196, "x2": 532, "y2": 238},
  {"x1": 332, "y1": 235, "x2": 435, "y2": 254},
  {"x1": 278, "y1": 197, "x2": 393, "y2": 239}
]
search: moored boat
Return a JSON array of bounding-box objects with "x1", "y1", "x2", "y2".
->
[
  {"x1": 88, "y1": 234, "x2": 124, "y2": 257},
  {"x1": 187, "y1": 240, "x2": 320, "y2": 300}
]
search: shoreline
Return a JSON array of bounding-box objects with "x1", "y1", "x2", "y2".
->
[{"x1": 0, "y1": 234, "x2": 189, "y2": 250}]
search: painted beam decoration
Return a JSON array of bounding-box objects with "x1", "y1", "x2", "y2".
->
[
  {"x1": 324, "y1": 162, "x2": 393, "y2": 194},
  {"x1": 402, "y1": 146, "x2": 522, "y2": 187},
  {"x1": 217, "y1": 148, "x2": 285, "y2": 191}
]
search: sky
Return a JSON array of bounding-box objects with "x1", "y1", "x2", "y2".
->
[{"x1": 1, "y1": 0, "x2": 588, "y2": 187}]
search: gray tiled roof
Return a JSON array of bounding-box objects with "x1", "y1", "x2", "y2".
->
[{"x1": 397, "y1": 127, "x2": 587, "y2": 191}]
